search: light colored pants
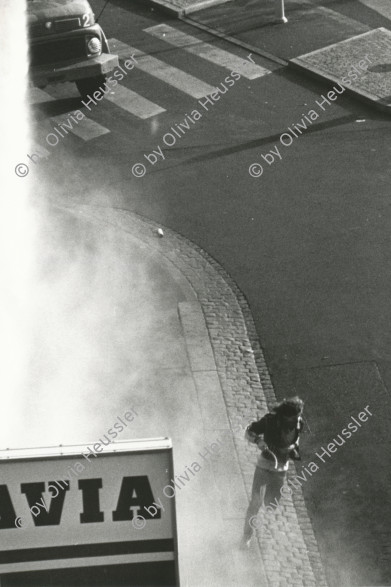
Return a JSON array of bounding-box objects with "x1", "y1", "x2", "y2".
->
[{"x1": 243, "y1": 466, "x2": 286, "y2": 538}]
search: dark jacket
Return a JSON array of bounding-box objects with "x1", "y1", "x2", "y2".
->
[{"x1": 246, "y1": 412, "x2": 304, "y2": 467}]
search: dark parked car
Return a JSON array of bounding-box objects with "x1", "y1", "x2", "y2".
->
[{"x1": 27, "y1": 0, "x2": 118, "y2": 97}]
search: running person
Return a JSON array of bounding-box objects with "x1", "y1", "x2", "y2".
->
[{"x1": 241, "y1": 396, "x2": 304, "y2": 547}]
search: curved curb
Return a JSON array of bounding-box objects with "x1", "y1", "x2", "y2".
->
[
  {"x1": 131, "y1": 0, "x2": 232, "y2": 17},
  {"x1": 62, "y1": 203, "x2": 328, "y2": 586},
  {"x1": 289, "y1": 57, "x2": 391, "y2": 114}
]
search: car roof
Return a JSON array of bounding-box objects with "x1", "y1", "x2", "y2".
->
[{"x1": 27, "y1": 0, "x2": 93, "y2": 23}]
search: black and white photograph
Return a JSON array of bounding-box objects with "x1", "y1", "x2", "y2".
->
[{"x1": 1, "y1": 0, "x2": 391, "y2": 585}]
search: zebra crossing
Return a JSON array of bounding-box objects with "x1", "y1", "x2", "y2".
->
[
  {"x1": 108, "y1": 38, "x2": 217, "y2": 98},
  {"x1": 103, "y1": 84, "x2": 166, "y2": 119},
  {"x1": 29, "y1": 87, "x2": 110, "y2": 141},
  {"x1": 144, "y1": 24, "x2": 270, "y2": 80},
  {"x1": 29, "y1": 24, "x2": 278, "y2": 145}
]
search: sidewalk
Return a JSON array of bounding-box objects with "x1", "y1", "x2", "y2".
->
[
  {"x1": 57, "y1": 203, "x2": 327, "y2": 586},
  {"x1": 148, "y1": 0, "x2": 391, "y2": 112}
]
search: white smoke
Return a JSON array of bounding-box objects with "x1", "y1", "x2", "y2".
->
[{"x1": 0, "y1": 0, "x2": 38, "y2": 447}]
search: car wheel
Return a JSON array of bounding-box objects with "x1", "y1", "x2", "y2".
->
[{"x1": 76, "y1": 75, "x2": 106, "y2": 99}]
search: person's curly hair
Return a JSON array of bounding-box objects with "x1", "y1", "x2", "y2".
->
[{"x1": 274, "y1": 396, "x2": 304, "y2": 417}]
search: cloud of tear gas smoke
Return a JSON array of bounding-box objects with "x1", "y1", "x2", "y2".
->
[
  {"x1": 0, "y1": 2, "x2": 170, "y2": 449},
  {"x1": 0, "y1": 6, "x2": 255, "y2": 586},
  {"x1": 20, "y1": 204, "x2": 155, "y2": 446},
  {"x1": 0, "y1": 1, "x2": 38, "y2": 444}
]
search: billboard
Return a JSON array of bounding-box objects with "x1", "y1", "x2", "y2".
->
[{"x1": 0, "y1": 438, "x2": 179, "y2": 584}]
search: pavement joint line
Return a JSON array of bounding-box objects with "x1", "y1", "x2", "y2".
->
[
  {"x1": 179, "y1": 301, "x2": 232, "y2": 430},
  {"x1": 59, "y1": 203, "x2": 328, "y2": 586}
]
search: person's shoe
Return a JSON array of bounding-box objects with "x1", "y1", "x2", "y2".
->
[
  {"x1": 289, "y1": 447, "x2": 301, "y2": 460},
  {"x1": 240, "y1": 535, "x2": 252, "y2": 550}
]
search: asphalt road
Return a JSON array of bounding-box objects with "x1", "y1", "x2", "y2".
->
[{"x1": 31, "y1": 1, "x2": 391, "y2": 584}]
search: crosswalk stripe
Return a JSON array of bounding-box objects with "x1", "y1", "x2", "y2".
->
[
  {"x1": 109, "y1": 37, "x2": 217, "y2": 99},
  {"x1": 28, "y1": 87, "x2": 55, "y2": 104},
  {"x1": 104, "y1": 84, "x2": 165, "y2": 119},
  {"x1": 50, "y1": 113, "x2": 110, "y2": 140},
  {"x1": 358, "y1": 0, "x2": 391, "y2": 20},
  {"x1": 28, "y1": 88, "x2": 110, "y2": 140},
  {"x1": 144, "y1": 24, "x2": 271, "y2": 80}
]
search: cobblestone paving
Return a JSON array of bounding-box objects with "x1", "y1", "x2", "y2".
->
[{"x1": 66, "y1": 205, "x2": 328, "y2": 587}]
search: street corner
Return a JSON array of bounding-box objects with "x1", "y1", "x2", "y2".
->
[
  {"x1": 141, "y1": 0, "x2": 232, "y2": 17},
  {"x1": 290, "y1": 28, "x2": 391, "y2": 112}
]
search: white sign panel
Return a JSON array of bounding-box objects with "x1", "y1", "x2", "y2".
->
[{"x1": 0, "y1": 438, "x2": 178, "y2": 579}]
